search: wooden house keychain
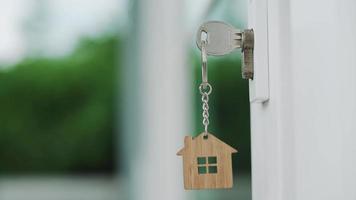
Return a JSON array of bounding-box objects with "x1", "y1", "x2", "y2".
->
[{"x1": 177, "y1": 27, "x2": 238, "y2": 190}]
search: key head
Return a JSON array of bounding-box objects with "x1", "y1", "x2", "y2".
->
[{"x1": 196, "y1": 21, "x2": 242, "y2": 56}]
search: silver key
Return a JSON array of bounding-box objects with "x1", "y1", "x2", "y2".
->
[
  {"x1": 196, "y1": 21, "x2": 242, "y2": 56},
  {"x1": 196, "y1": 21, "x2": 254, "y2": 80}
]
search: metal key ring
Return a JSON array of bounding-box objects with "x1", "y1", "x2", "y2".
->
[{"x1": 201, "y1": 37, "x2": 208, "y2": 84}]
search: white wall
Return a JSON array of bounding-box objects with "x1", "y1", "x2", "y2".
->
[{"x1": 250, "y1": 0, "x2": 356, "y2": 200}]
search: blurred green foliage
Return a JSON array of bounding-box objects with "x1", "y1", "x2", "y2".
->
[
  {"x1": 0, "y1": 36, "x2": 119, "y2": 174},
  {"x1": 0, "y1": 35, "x2": 250, "y2": 174}
]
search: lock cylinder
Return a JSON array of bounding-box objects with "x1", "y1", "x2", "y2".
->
[{"x1": 241, "y1": 29, "x2": 254, "y2": 79}]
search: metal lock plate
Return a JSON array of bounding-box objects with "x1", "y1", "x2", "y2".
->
[{"x1": 196, "y1": 21, "x2": 254, "y2": 80}]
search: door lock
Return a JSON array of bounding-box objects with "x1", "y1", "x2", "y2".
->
[{"x1": 196, "y1": 21, "x2": 254, "y2": 79}]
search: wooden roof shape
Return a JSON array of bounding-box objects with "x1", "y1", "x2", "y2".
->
[{"x1": 177, "y1": 132, "x2": 238, "y2": 156}]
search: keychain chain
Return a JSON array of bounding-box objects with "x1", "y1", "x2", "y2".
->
[
  {"x1": 199, "y1": 38, "x2": 212, "y2": 137},
  {"x1": 200, "y1": 83, "x2": 211, "y2": 134}
]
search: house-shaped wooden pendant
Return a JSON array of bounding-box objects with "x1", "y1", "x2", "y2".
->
[{"x1": 177, "y1": 132, "x2": 238, "y2": 189}]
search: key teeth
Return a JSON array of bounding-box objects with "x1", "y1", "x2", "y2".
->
[{"x1": 232, "y1": 32, "x2": 243, "y2": 48}]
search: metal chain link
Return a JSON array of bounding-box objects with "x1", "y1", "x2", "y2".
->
[{"x1": 199, "y1": 82, "x2": 212, "y2": 137}]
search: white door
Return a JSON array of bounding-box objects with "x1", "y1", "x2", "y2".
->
[{"x1": 249, "y1": 0, "x2": 356, "y2": 200}]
